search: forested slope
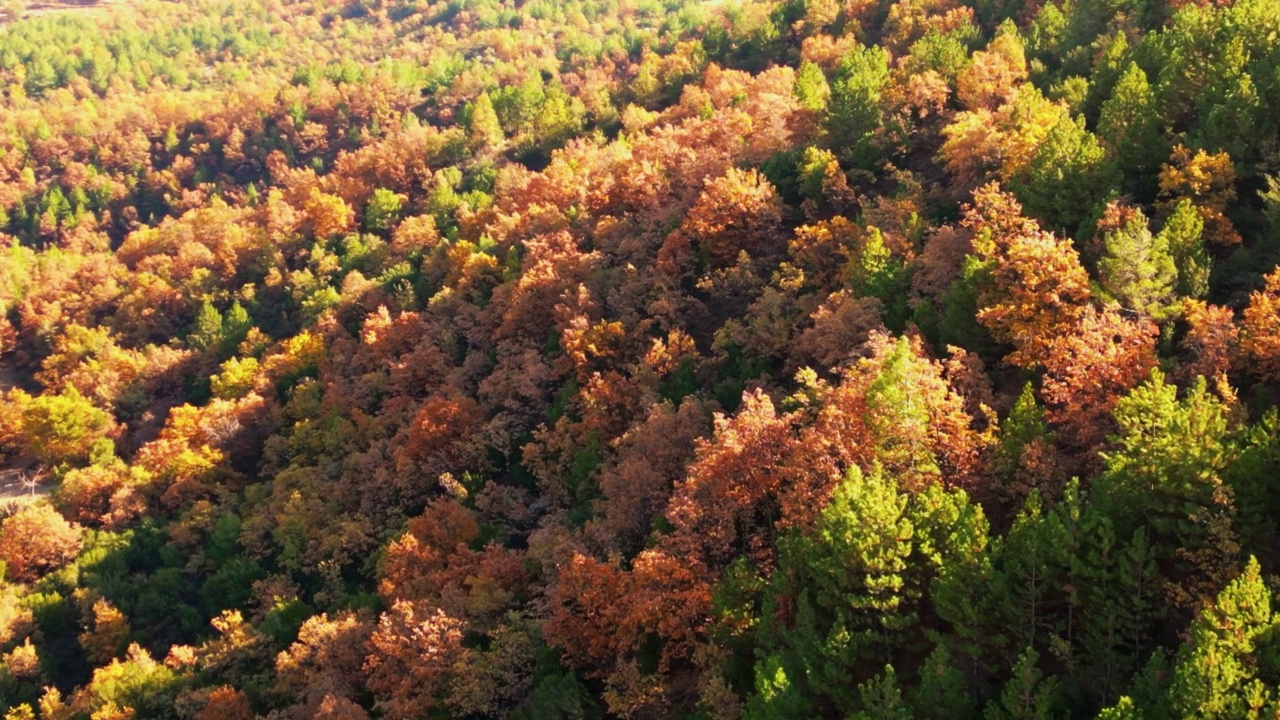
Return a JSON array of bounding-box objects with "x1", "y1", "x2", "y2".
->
[{"x1": 1, "y1": 0, "x2": 1280, "y2": 717}]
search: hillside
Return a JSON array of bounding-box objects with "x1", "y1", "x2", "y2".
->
[{"x1": 1, "y1": 0, "x2": 1280, "y2": 717}]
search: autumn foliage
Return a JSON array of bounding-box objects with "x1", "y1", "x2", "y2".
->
[{"x1": 0, "y1": 0, "x2": 1278, "y2": 717}]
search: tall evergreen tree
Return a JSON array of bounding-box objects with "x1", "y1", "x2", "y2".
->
[
  {"x1": 1167, "y1": 557, "x2": 1278, "y2": 718},
  {"x1": 1157, "y1": 199, "x2": 1210, "y2": 301},
  {"x1": 1097, "y1": 206, "x2": 1177, "y2": 320},
  {"x1": 1098, "y1": 63, "x2": 1164, "y2": 200},
  {"x1": 828, "y1": 45, "x2": 889, "y2": 170},
  {"x1": 1015, "y1": 114, "x2": 1117, "y2": 237},
  {"x1": 1097, "y1": 372, "x2": 1242, "y2": 619}
]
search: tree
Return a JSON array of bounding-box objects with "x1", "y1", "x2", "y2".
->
[
  {"x1": 661, "y1": 168, "x2": 784, "y2": 271},
  {"x1": 1179, "y1": 300, "x2": 1237, "y2": 383},
  {"x1": 79, "y1": 599, "x2": 130, "y2": 665},
  {"x1": 828, "y1": 44, "x2": 890, "y2": 168},
  {"x1": 910, "y1": 646, "x2": 977, "y2": 720},
  {"x1": 0, "y1": 506, "x2": 82, "y2": 582},
  {"x1": 1098, "y1": 63, "x2": 1164, "y2": 198},
  {"x1": 1166, "y1": 557, "x2": 1278, "y2": 718},
  {"x1": 189, "y1": 299, "x2": 223, "y2": 351},
  {"x1": 364, "y1": 602, "x2": 465, "y2": 720},
  {"x1": 275, "y1": 611, "x2": 374, "y2": 711},
  {"x1": 965, "y1": 184, "x2": 1092, "y2": 369},
  {"x1": 1014, "y1": 113, "x2": 1116, "y2": 236},
  {"x1": 1158, "y1": 199, "x2": 1210, "y2": 300},
  {"x1": 661, "y1": 389, "x2": 798, "y2": 570},
  {"x1": 364, "y1": 188, "x2": 405, "y2": 234},
  {"x1": 1241, "y1": 267, "x2": 1280, "y2": 383},
  {"x1": 993, "y1": 383, "x2": 1062, "y2": 509},
  {"x1": 466, "y1": 91, "x2": 504, "y2": 150},
  {"x1": 1097, "y1": 372, "x2": 1241, "y2": 616},
  {"x1": 756, "y1": 465, "x2": 916, "y2": 715},
  {"x1": 1157, "y1": 146, "x2": 1240, "y2": 248},
  {"x1": 7, "y1": 387, "x2": 117, "y2": 466},
  {"x1": 956, "y1": 30, "x2": 1027, "y2": 111},
  {"x1": 851, "y1": 665, "x2": 913, "y2": 720},
  {"x1": 195, "y1": 687, "x2": 255, "y2": 720},
  {"x1": 305, "y1": 188, "x2": 355, "y2": 239},
  {"x1": 851, "y1": 227, "x2": 912, "y2": 330},
  {"x1": 794, "y1": 61, "x2": 831, "y2": 113},
  {"x1": 983, "y1": 647, "x2": 1060, "y2": 720},
  {"x1": 1040, "y1": 307, "x2": 1157, "y2": 450},
  {"x1": 1096, "y1": 205, "x2": 1177, "y2": 320}
]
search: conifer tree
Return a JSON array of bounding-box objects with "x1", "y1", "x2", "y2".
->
[
  {"x1": 852, "y1": 666, "x2": 914, "y2": 720},
  {"x1": 756, "y1": 465, "x2": 916, "y2": 715},
  {"x1": 1097, "y1": 372, "x2": 1241, "y2": 617},
  {"x1": 984, "y1": 647, "x2": 1060, "y2": 720},
  {"x1": 1157, "y1": 199, "x2": 1209, "y2": 300},
  {"x1": 828, "y1": 45, "x2": 890, "y2": 169},
  {"x1": 189, "y1": 300, "x2": 224, "y2": 352},
  {"x1": 1167, "y1": 557, "x2": 1277, "y2": 718},
  {"x1": 911, "y1": 646, "x2": 978, "y2": 720},
  {"x1": 794, "y1": 61, "x2": 831, "y2": 112},
  {"x1": 1098, "y1": 63, "x2": 1164, "y2": 199},
  {"x1": 467, "y1": 91, "x2": 504, "y2": 150},
  {"x1": 1015, "y1": 114, "x2": 1116, "y2": 236},
  {"x1": 1096, "y1": 207, "x2": 1177, "y2": 320}
]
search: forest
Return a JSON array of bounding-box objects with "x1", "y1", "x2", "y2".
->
[{"x1": 0, "y1": 0, "x2": 1279, "y2": 717}]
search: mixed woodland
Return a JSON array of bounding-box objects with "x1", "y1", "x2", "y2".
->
[{"x1": 2, "y1": 0, "x2": 1280, "y2": 717}]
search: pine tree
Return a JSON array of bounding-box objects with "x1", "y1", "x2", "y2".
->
[
  {"x1": 828, "y1": 44, "x2": 889, "y2": 169},
  {"x1": 1157, "y1": 199, "x2": 1209, "y2": 300},
  {"x1": 984, "y1": 647, "x2": 1060, "y2": 720},
  {"x1": 911, "y1": 646, "x2": 978, "y2": 720},
  {"x1": 189, "y1": 300, "x2": 224, "y2": 352},
  {"x1": 931, "y1": 495, "x2": 1002, "y2": 693},
  {"x1": 995, "y1": 492, "x2": 1060, "y2": 654},
  {"x1": 1096, "y1": 206, "x2": 1177, "y2": 320},
  {"x1": 794, "y1": 60, "x2": 831, "y2": 113},
  {"x1": 467, "y1": 91, "x2": 504, "y2": 150},
  {"x1": 1097, "y1": 372, "x2": 1241, "y2": 618},
  {"x1": 1075, "y1": 518, "x2": 1161, "y2": 707},
  {"x1": 851, "y1": 666, "x2": 914, "y2": 720},
  {"x1": 1098, "y1": 63, "x2": 1164, "y2": 199},
  {"x1": 1015, "y1": 114, "x2": 1117, "y2": 236},
  {"x1": 994, "y1": 383, "x2": 1059, "y2": 509},
  {"x1": 1167, "y1": 557, "x2": 1277, "y2": 718},
  {"x1": 221, "y1": 301, "x2": 252, "y2": 354},
  {"x1": 851, "y1": 228, "x2": 911, "y2": 330},
  {"x1": 745, "y1": 654, "x2": 810, "y2": 720},
  {"x1": 1096, "y1": 696, "x2": 1144, "y2": 719},
  {"x1": 758, "y1": 465, "x2": 917, "y2": 715}
]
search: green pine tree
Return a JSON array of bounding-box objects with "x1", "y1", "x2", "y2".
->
[
  {"x1": 1096, "y1": 696, "x2": 1144, "y2": 719},
  {"x1": 851, "y1": 228, "x2": 912, "y2": 331},
  {"x1": 911, "y1": 646, "x2": 979, "y2": 720},
  {"x1": 851, "y1": 665, "x2": 914, "y2": 720},
  {"x1": 467, "y1": 90, "x2": 504, "y2": 150},
  {"x1": 190, "y1": 300, "x2": 224, "y2": 352},
  {"x1": 984, "y1": 647, "x2": 1061, "y2": 720},
  {"x1": 1167, "y1": 557, "x2": 1277, "y2": 718},
  {"x1": 1015, "y1": 114, "x2": 1117, "y2": 237},
  {"x1": 828, "y1": 44, "x2": 889, "y2": 170},
  {"x1": 1156, "y1": 199, "x2": 1209, "y2": 300},
  {"x1": 1097, "y1": 206, "x2": 1177, "y2": 320},
  {"x1": 1097, "y1": 372, "x2": 1241, "y2": 619},
  {"x1": 1098, "y1": 63, "x2": 1165, "y2": 200},
  {"x1": 794, "y1": 60, "x2": 831, "y2": 113}
]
